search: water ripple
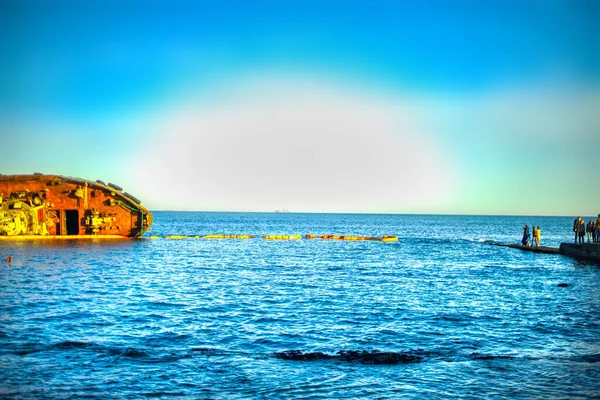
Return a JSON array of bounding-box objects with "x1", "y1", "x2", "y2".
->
[{"x1": 1, "y1": 213, "x2": 599, "y2": 398}]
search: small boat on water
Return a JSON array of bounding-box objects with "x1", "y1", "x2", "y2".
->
[{"x1": 0, "y1": 174, "x2": 152, "y2": 239}]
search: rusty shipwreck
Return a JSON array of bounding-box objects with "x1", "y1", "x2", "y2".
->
[{"x1": 0, "y1": 174, "x2": 152, "y2": 239}]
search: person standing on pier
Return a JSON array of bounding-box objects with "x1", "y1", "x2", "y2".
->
[
  {"x1": 533, "y1": 226, "x2": 541, "y2": 247},
  {"x1": 578, "y1": 218, "x2": 586, "y2": 244},
  {"x1": 522, "y1": 225, "x2": 531, "y2": 246},
  {"x1": 573, "y1": 217, "x2": 581, "y2": 243},
  {"x1": 586, "y1": 220, "x2": 594, "y2": 243}
]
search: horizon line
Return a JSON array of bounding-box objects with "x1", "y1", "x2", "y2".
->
[{"x1": 149, "y1": 210, "x2": 598, "y2": 218}]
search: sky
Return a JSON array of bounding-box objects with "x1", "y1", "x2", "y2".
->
[{"x1": 1, "y1": 0, "x2": 598, "y2": 215}]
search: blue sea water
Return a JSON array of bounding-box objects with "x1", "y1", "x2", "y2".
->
[{"x1": 1, "y1": 212, "x2": 599, "y2": 399}]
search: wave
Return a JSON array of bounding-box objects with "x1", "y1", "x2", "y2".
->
[
  {"x1": 11, "y1": 342, "x2": 600, "y2": 366},
  {"x1": 190, "y1": 347, "x2": 234, "y2": 356},
  {"x1": 107, "y1": 347, "x2": 148, "y2": 358},
  {"x1": 52, "y1": 340, "x2": 93, "y2": 349},
  {"x1": 273, "y1": 350, "x2": 600, "y2": 365},
  {"x1": 144, "y1": 392, "x2": 187, "y2": 397},
  {"x1": 469, "y1": 353, "x2": 517, "y2": 360},
  {"x1": 274, "y1": 350, "x2": 425, "y2": 364},
  {"x1": 145, "y1": 301, "x2": 188, "y2": 308},
  {"x1": 562, "y1": 353, "x2": 600, "y2": 364},
  {"x1": 143, "y1": 331, "x2": 193, "y2": 344},
  {"x1": 10, "y1": 340, "x2": 190, "y2": 364}
]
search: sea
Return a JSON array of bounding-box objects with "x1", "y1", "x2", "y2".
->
[{"x1": 1, "y1": 212, "x2": 599, "y2": 399}]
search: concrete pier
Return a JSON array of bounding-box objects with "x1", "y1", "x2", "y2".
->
[
  {"x1": 492, "y1": 242, "x2": 600, "y2": 263},
  {"x1": 491, "y1": 243, "x2": 560, "y2": 255},
  {"x1": 559, "y1": 243, "x2": 600, "y2": 263}
]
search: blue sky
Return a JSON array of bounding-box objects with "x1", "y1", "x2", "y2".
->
[{"x1": 1, "y1": 0, "x2": 598, "y2": 214}]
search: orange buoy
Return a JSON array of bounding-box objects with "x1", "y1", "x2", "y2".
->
[{"x1": 5, "y1": 256, "x2": 12, "y2": 263}]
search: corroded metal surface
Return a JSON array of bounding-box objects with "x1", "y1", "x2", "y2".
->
[{"x1": 0, "y1": 174, "x2": 152, "y2": 238}]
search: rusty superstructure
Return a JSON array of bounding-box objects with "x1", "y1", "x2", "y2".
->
[{"x1": 0, "y1": 174, "x2": 152, "y2": 238}]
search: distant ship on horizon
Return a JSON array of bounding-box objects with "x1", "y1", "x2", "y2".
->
[{"x1": 274, "y1": 209, "x2": 290, "y2": 213}]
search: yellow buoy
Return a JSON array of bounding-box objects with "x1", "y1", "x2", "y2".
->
[
  {"x1": 202, "y1": 234, "x2": 254, "y2": 239},
  {"x1": 263, "y1": 235, "x2": 301, "y2": 240},
  {"x1": 343, "y1": 236, "x2": 367, "y2": 241}
]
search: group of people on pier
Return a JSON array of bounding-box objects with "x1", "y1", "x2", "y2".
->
[
  {"x1": 520, "y1": 215, "x2": 600, "y2": 247},
  {"x1": 573, "y1": 216, "x2": 600, "y2": 243},
  {"x1": 521, "y1": 225, "x2": 541, "y2": 247}
]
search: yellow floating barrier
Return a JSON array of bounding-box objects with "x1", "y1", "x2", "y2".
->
[
  {"x1": 317, "y1": 234, "x2": 396, "y2": 242},
  {"x1": 343, "y1": 236, "x2": 368, "y2": 241},
  {"x1": 202, "y1": 234, "x2": 254, "y2": 239},
  {"x1": 319, "y1": 234, "x2": 368, "y2": 241},
  {"x1": 146, "y1": 233, "x2": 397, "y2": 242},
  {"x1": 263, "y1": 235, "x2": 302, "y2": 240}
]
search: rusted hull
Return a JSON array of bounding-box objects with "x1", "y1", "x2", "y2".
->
[
  {"x1": 0, "y1": 174, "x2": 152, "y2": 238},
  {"x1": 0, "y1": 235, "x2": 135, "y2": 240}
]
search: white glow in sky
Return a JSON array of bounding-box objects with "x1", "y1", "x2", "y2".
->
[{"x1": 132, "y1": 76, "x2": 459, "y2": 212}]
